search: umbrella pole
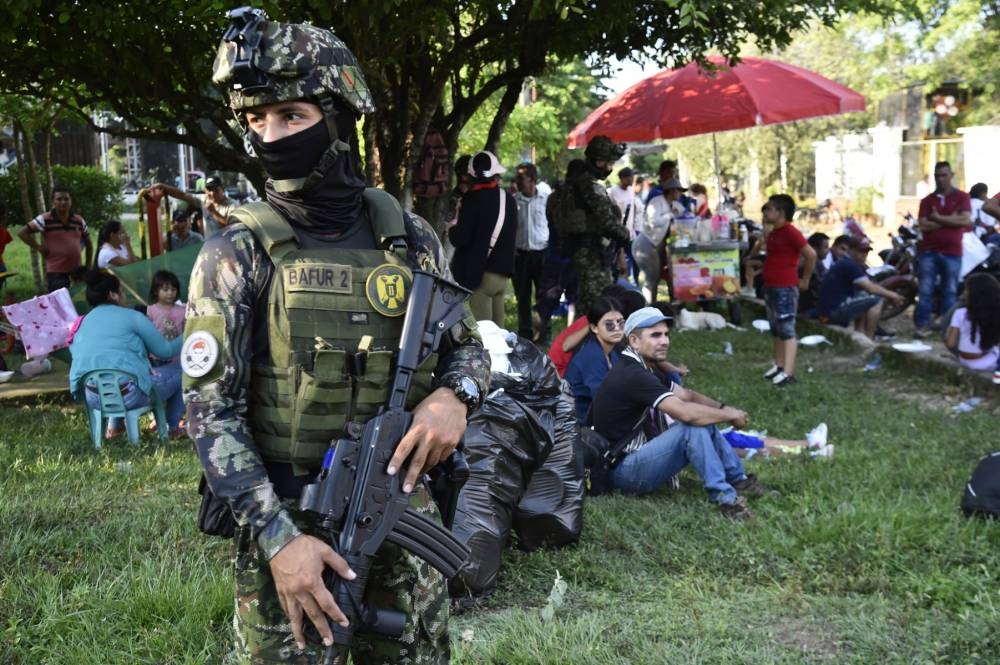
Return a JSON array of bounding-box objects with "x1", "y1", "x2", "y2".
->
[{"x1": 712, "y1": 133, "x2": 723, "y2": 209}]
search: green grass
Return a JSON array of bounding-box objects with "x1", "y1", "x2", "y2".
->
[{"x1": 2, "y1": 328, "x2": 999, "y2": 664}]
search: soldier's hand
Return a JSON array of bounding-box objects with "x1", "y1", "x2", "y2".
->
[
  {"x1": 389, "y1": 387, "x2": 467, "y2": 493},
  {"x1": 270, "y1": 534, "x2": 357, "y2": 650}
]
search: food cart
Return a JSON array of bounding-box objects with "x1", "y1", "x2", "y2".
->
[{"x1": 669, "y1": 238, "x2": 744, "y2": 324}]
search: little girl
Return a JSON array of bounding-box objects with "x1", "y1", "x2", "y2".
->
[
  {"x1": 946, "y1": 272, "x2": 1000, "y2": 373},
  {"x1": 146, "y1": 270, "x2": 186, "y2": 437},
  {"x1": 146, "y1": 270, "x2": 185, "y2": 353}
]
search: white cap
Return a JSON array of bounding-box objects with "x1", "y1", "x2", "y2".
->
[{"x1": 468, "y1": 150, "x2": 506, "y2": 180}]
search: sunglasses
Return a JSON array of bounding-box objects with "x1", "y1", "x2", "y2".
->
[{"x1": 602, "y1": 318, "x2": 625, "y2": 332}]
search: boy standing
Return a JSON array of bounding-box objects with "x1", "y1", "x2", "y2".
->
[{"x1": 761, "y1": 194, "x2": 815, "y2": 386}]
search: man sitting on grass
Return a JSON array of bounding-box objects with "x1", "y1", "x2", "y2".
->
[
  {"x1": 814, "y1": 236, "x2": 905, "y2": 340},
  {"x1": 590, "y1": 307, "x2": 776, "y2": 518}
]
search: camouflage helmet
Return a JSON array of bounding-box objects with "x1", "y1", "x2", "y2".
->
[
  {"x1": 212, "y1": 9, "x2": 374, "y2": 117},
  {"x1": 584, "y1": 135, "x2": 626, "y2": 162}
]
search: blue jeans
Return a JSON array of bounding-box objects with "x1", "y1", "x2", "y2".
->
[
  {"x1": 85, "y1": 362, "x2": 183, "y2": 431},
  {"x1": 608, "y1": 423, "x2": 747, "y2": 504},
  {"x1": 915, "y1": 251, "x2": 961, "y2": 328}
]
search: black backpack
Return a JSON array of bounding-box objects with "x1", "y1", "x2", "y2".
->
[{"x1": 961, "y1": 451, "x2": 1000, "y2": 519}]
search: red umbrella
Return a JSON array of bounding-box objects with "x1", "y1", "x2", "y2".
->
[{"x1": 567, "y1": 56, "x2": 865, "y2": 148}]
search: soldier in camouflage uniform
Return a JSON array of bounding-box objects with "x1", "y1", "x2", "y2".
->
[
  {"x1": 558, "y1": 136, "x2": 631, "y2": 312},
  {"x1": 183, "y1": 10, "x2": 489, "y2": 664}
]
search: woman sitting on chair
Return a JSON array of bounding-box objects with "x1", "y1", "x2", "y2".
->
[{"x1": 69, "y1": 270, "x2": 185, "y2": 439}]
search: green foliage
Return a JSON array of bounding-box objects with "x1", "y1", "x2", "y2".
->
[
  {"x1": 459, "y1": 59, "x2": 608, "y2": 182},
  {"x1": 0, "y1": 166, "x2": 121, "y2": 230},
  {"x1": 853, "y1": 185, "x2": 879, "y2": 215}
]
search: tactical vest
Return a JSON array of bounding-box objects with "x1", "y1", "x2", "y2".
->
[
  {"x1": 233, "y1": 189, "x2": 436, "y2": 468},
  {"x1": 550, "y1": 184, "x2": 589, "y2": 237}
]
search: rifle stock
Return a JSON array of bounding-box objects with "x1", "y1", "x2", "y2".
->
[{"x1": 299, "y1": 270, "x2": 473, "y2": 660}]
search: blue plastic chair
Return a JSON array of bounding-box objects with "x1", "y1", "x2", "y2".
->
[{"x1": 81, "y1": 369, "x2": 168, "y2": 449}]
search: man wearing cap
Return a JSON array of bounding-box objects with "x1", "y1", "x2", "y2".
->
[
  {"x1": 153, "y1": 175, "x2": 235, "y2": 237},
  {"x1": 165, "y1": 208, "x2": 204, "y2": 251},
  {"x1": 184, "y1": 10, "x2": 489, "y2": 663},
  {"x1": 591, "y1": 306, "x2": 773, "y2": 518},
  {"x1": 202, "y1": 176, "x2": 237, "y2": 235},
  {"x1": 814, "y1": 236, "x2": 905, "y2": 339}
]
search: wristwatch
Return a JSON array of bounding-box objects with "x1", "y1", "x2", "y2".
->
[{"x1": 441, "y1": 375, "x2": 481, "y2": 413}]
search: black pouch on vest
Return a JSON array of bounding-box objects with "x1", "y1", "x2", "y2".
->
[{"x1": 197, "y1": 474, "x2": 236, "y2": 539}]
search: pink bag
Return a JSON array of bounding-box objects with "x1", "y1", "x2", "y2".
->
[{"x1": 1, "y1": 287, "x2": 80, "y2": 359}]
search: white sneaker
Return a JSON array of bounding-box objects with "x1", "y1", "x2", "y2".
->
[
  {"x1": 763, "y1": 364, "x2": 782, "y2": 380},
  {"x1": 806, "y1": 423, "x2": 828, "y2": 450},
  {"x1": 810, "y1": 444, "x2": 835, "y2": 459}
]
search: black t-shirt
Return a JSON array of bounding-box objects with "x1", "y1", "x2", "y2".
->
[{"x1": 591, "y1": 351, "x2": 674, "y2": 443}]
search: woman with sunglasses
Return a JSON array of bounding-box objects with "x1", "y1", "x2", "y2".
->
[{"x1": 565, "y1": 296, "x2": 626, "y2": 421}]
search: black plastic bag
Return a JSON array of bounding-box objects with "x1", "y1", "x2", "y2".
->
[
  {"x1": 449, "y1": 390, "x2": 553, "y2": 597},
  {"x1": 513, "y1": 389, "x2": 584, "y2": 550},
  {"x1": 961, "y1": 451, "x2": 1000, "y2": 519}
]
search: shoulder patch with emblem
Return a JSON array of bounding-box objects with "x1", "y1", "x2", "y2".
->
[
  {"x1": 365, "y1": 263, "x2": 412, "y2": 317},
  {"x1": 181, "y1": 330, "x2": 220, "y2": 378}
]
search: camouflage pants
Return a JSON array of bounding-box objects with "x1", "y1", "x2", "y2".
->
[
  {"x1": 571, "y1": 246, "x2": 614, "y2": 313},
  {"x1": 232, "y1": 486, "x2": 450, "y2": 664}
]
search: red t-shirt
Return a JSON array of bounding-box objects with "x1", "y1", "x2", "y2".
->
[
  {"x1": 548, "y1": 316, "x2": 589, "y2": 378},
  {"x1": 918, "y1": 188, "x2": 971, "y2": 256},
  {"x1": 0, "y1": 226, "x2": 12, "y2": 263},
  {"x1": 762, "y1": 223, "x2": 807, "y2": 288}
]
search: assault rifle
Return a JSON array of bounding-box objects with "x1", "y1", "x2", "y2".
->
[{"x1": 299, "y1": 269, "x2": 472, "y2": 662}]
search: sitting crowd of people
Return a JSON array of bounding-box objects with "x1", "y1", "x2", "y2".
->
[{"x1": 745, "y1": 166, "x2": 1000, "y2": 384}]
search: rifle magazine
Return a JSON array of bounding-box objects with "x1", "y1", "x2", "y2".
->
[{"x1": 386, "y1": 508, "x2": 469, "y2": 578}]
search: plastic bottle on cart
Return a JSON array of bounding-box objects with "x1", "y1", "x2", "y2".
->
[
  {"x1": 715, "y1": 213, "x2": 730, "y2": 240},
  {"x1": 676, "y1": 213, "x2": 698, "y2": 242}
]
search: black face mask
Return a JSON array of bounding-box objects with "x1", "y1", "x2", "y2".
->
[
  {"x1": 249, "y1": 120, "x2": 331, "y2": 180},
  {"x1": 588, "y1": 161, "x2": 612, "y2": 180},
  {"x1": 249, "y1": 115, "x2": 367, "y2": 231}
]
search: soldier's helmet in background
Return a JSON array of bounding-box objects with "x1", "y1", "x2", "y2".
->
[{"x1": 584, "y1": 135, "x2": 626, "y2": 163}]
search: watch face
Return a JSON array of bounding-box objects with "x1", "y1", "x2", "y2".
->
[{"x1": 458, "y1": 376, "x2": 479, "y2": 401}]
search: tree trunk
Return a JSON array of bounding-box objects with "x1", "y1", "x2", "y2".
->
[
  {"x1": 484, "y1": 80, "x2": 523, "y2": 154},
  {"x1": 42, "y1": 129, "x2": 54, "y2": 194},
  {"x1": 11, "y1": 123, "x2": 44, "y2": 294}
]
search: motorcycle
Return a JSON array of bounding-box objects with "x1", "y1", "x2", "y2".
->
[{"x1": 868, "y1": 213, "x2": 919, "y2": 320}]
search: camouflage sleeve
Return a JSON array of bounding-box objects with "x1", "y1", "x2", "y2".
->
[
  {"x1": 584, "y1": 182, "x2": 631, "y2": 245},
  {"x1": 182, "y1": 225, "x2": 301, "y2": 560},
  {"x1": 403, "y1": 213, "x2": 491, "y2": 394}
]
